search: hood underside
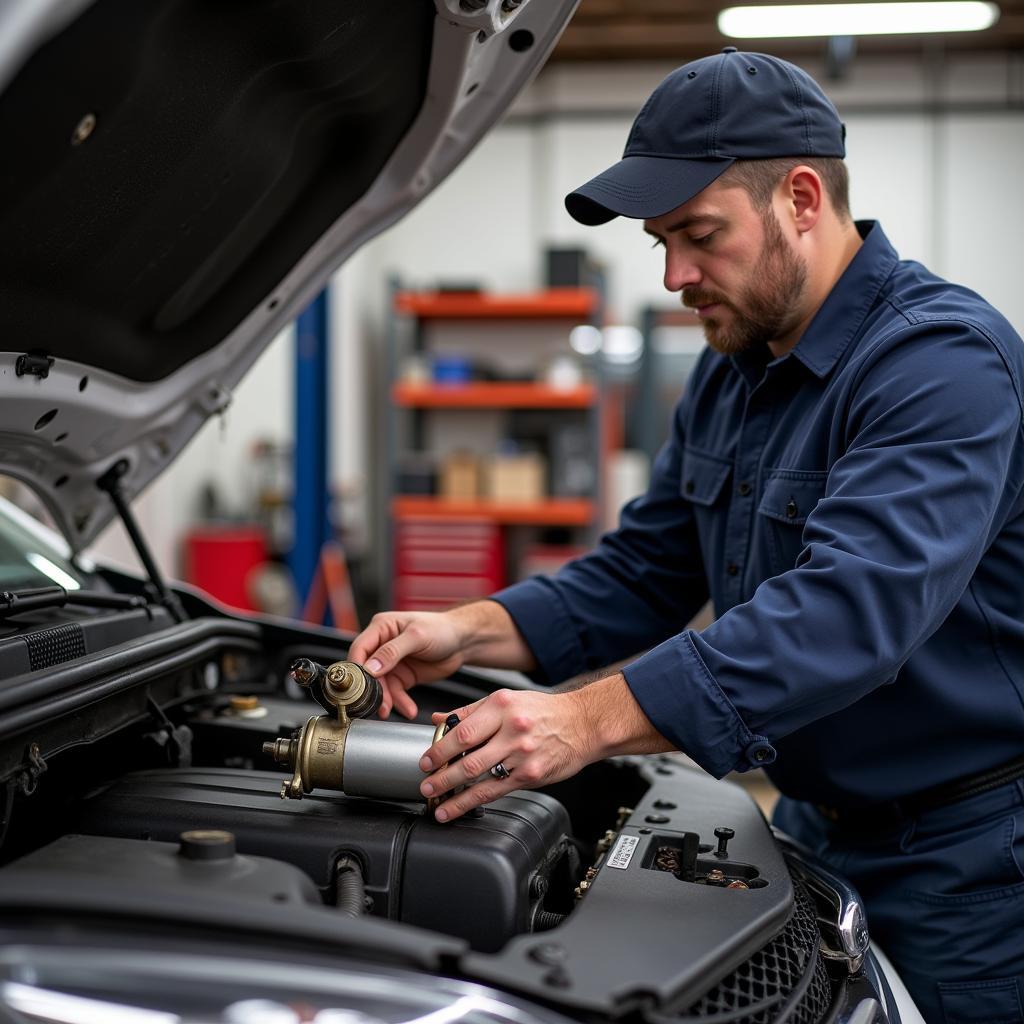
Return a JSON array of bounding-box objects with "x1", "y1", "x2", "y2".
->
[{"x1": 0, "y1": 0, "x2": 578, "y2": 549}]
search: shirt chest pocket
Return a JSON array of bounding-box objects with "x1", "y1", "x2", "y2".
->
[
  {"x1": 757, "y1": 470, "x2": 828, "y2": 576},
  {"x1": 681, "y1": 448, "x2": 732, "y2": 507},
  {"x1": 681, "y1": 448, "x2": 732, "y2": 575}
]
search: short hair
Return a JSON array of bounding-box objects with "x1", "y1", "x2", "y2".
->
[{"x1": 718, "y1": 157, "x2": 851, "y2": 221}]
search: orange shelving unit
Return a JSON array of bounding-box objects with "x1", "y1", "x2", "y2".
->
[
  {"x1": 394, "y1": 288, "x2": 598, "y2": 320},
  {"x1": 392, "y1": 496, "x2": 596, "y2": 527},
  {"x1": 392, "y1": 382, "x2": 597, "y2": 409},
  {"x1": 384, "y1": 280, "x2": 606, "y2": 608}
]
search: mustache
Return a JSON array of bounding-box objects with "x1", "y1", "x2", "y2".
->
[{"x1": 682, "y1": 289, "x2": 730, "y2": 310}]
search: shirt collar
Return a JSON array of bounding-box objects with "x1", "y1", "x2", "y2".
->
[{"x1": 788, "y1": 220, "x2": 899, "y2": 379}]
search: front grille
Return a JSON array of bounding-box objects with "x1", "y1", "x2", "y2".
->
[
  {"x1": 25, "y1": 623, "x2": 86, "y2": 671},
  {"x1": 673, "y1": 876, "x2": 835, "y2": 1024}
]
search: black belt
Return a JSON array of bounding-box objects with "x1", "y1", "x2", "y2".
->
[{"x1": 816, "y1": 751, "x2": 1024, "y2": 831}]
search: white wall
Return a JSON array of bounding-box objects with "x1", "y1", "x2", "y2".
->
[{"x1": 89, "y1": 51, "x2": 1024, "y2": 588}]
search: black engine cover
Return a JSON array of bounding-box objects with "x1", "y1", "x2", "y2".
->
[{"x1": 74, "y1": 767, "x2": 571, "y2": 952}]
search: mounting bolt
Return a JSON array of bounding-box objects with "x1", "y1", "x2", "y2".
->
[{"x1": 714, "y1": 826, "x2": 735, "y2": 859}]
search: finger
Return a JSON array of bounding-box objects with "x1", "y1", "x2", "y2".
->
[
  {"x1": 392, "y1": 676, "x2": 419, "y2": 719},
  {"x1": 376, "y1": 658, "x2": 414, "y2": 717},
  {"x1": 348, "y1": 615, "x2": 399, "y2": 666},
  {"x1": 428, "y1": 696, "x2": 485, "y2": 727},
  {"x1": 432, "y1": 776, "x2": 518, "y2": 823},
  {"x1": 420, "y1": 696, "x2": 498, "y2": 772},
  {"x1": 365, "y1": 624, "x2": 433, "y2": 677},
  {"x1": 421, "y1": 741, "x2": 509, "y2": 796},
  {"x1": 383, "y1": 662, "x2": 419, "y2": 720}
]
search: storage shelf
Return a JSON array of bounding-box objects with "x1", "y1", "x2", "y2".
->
[
  {"x1": 392, "y1": 382, "x2": 597, "y2": 409},
  {"x1": 651, "y1": 308, "x2": 701, "y2": 327},
  {"x1": 392, "y1": 496, "x2": 595, "y2": 526},
  {"x1": 395, "y1": 288, "x2": 599, "y2": 320}
]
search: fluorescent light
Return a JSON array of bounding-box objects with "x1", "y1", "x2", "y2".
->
[{"x1": 719, "y1": 2, "x2": 999, "y2": 37}]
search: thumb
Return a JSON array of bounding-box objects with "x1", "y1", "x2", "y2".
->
[{"x1": 365, "y1": 626, "x2": 429, "y2": 677}]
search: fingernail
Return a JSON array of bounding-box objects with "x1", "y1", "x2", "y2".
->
[
  {"x1": 419, "y1": 756, "x2": 432, "y2": 772},
  {"x1": 435, "y1": 808, "x2": 448, "y2": 822},
  {"x1": 421, "y1": 782, "x2": 434, "y2": 796},
  {"x1": 367, "y1": 659, "x2": 382, "y2": 674}
]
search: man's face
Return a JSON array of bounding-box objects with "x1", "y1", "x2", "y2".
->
[{"x1": 644, "y1": 181, "x2": 808, "y2": 356}]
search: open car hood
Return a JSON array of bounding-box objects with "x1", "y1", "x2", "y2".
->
[{"x1": 0, "y1": 0, "x2": 577, "y2": 550}]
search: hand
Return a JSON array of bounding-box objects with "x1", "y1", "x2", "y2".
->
[
  {"x1": 349, "y1": 610, "x2": 467, "y2": 719},
  {"x1": 418, "y1": 673, "x2": 676, "y2": 821},
  {"x1": 418, "y1": 687, "x2": 597, "y2": 821}
]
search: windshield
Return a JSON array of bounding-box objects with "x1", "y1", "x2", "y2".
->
[{"x1": 0, "y1": 492, "x2": 85, "y2": 591}]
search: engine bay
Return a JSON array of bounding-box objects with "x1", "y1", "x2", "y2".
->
[{"x1": 0, "y1": 609, "x2": 861, "y2": 1023}]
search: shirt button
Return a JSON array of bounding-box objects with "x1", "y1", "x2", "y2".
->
[
  {"x1": 726, "y1": 562, "x2": 739, "y2": 577},
  {"x1": 745, "y1": 739, "x2": 776, "y2": 766},
  {"x1": 737, "y1": 481, "x2": 751, "y2": 497},
  {"x1": 785, "y1": 499, "x2": 798, "y2": 519},
  {"x1": 685, "y1": 480, "x2": 695, "y2": 495}
]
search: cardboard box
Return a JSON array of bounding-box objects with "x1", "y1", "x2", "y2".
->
[
  {"x1": 439, "y1": 451, "x2": 480, "y2": 499},
  {"x1": 486, "y1": 452, "x2": 547, "y2": 502}
]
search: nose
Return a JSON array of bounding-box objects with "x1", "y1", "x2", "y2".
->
[{"x1": 663, "y1": 247, "x2": 702, "y2": 293}]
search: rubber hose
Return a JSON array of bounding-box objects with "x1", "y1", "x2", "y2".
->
[
  {"x1": 334, "y1": 855, "x2": 366, "y2": 917},
  {"x1": 533, "y1": 910, "x2": 567, "y2": 931}
]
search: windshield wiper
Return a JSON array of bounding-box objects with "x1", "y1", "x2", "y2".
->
[{"x1": 0, "y1": 586, "x2": 147, "y2": 618}]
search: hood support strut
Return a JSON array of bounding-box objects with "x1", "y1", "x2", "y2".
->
[{"x1": 97, "y1": 460, "x2": 185, "y2": 623}]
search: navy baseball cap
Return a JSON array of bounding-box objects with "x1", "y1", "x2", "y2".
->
[{"x1": 565, "y1": 48, "x2": 846, "y2": 226}]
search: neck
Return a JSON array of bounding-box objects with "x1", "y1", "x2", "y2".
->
[{"x1": 767, "y1": 219, "x2": 863, "y2": 359}]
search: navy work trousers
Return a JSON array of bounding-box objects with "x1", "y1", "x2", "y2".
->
[{"x1": 774, "y1": 780, "x2": 1024, "y2": 1023}]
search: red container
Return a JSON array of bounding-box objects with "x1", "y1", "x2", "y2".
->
[{"x1": 182, "y1": 526, "x2": 268, "y2": 611}]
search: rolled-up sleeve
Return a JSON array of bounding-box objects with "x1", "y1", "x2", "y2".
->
[
  {"x1": 492, "y1": 390, "x2": 711, "y2": 685},
  {"x1": 623, "y1": 321, "x2": 1023, "y2": 777}
]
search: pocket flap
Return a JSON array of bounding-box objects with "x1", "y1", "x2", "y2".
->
[
  {"x1": 939, "y1": 978, "x2": 1023, "y2": 1023},
  {"x1": 757, "y1": 471, "x2": 828, "y2": 525},
  {"x1": 681, "y1": 448, "x2": 731, "y2": 507}
]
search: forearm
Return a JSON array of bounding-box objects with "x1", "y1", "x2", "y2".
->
[
  {"x1": 574, "y1": 672, "x2": 676, "y2": 758},
  {"x1": 448, "y1": 599, "x2": 538, "y2": 672}
]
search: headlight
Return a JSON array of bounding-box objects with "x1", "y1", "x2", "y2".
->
[{"x1": 0, "y1": 948, "x2": 574, "y2": 1024}]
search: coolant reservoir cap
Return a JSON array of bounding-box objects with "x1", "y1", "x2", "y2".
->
[{"x1": 179, "y1": 829, "x2": 237, "y2": 861}]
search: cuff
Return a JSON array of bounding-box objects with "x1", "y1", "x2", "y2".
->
[
  {"x1": 622, "y1": 631, "x2": 776, "y2": 778},
  {"x1": 490, "y1": 577, "x2": 588, "y2": 685}
]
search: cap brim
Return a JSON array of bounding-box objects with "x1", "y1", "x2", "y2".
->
[{"x1": 565, "y1": 155, "x2": 735, "y2": 226}]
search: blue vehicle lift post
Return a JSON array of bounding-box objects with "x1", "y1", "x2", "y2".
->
[{"x1": 289, "y1": 288, "x2": 332, "y2": 620}]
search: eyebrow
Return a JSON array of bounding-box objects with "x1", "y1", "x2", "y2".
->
[{"x1": 643, "y1": 213, "x2": 727, "y2": 239}]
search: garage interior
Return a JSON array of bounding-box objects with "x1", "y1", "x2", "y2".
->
[{"x1": 9, "y1": 1, "x2": 1023, "y2": 806}]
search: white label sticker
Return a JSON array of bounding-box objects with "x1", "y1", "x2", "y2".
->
[{"x1": 607, "y1": 834, "x2": 640, "y2": 870}]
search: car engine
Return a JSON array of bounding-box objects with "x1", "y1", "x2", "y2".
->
[{"x1": 0, "y1": 615, "x2": 893, "y2": 1023}]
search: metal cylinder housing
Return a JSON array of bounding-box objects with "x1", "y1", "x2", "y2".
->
[{"x1": 342, "y1": 719, "x2": 437, "y2": 800}]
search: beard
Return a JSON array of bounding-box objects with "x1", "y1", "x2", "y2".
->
[{"x1": 683, "y1": 211, "x2": 808, "y2": 356}]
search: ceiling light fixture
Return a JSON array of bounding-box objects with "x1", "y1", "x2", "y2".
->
[{"x1": 718, "y1": 1, "x2": 999, "y2": 38}]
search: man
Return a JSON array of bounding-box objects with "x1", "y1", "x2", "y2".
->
[{"x1": 351, "y1": 49, "x2": 1024, "y2": 1021}]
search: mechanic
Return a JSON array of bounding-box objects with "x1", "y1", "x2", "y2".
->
[{"x1": 351, "y1": 49, "x2": 1024, "y2": 1021}]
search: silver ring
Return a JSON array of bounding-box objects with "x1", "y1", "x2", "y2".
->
[{"x1": 489, "y1": 762, "x2": 511, "y2": 780}]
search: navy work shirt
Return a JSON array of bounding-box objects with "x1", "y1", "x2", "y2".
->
[{"x1": 494, "y1": 222, "x2": 1024, "y2": 808}]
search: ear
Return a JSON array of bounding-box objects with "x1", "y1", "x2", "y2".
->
[{"x1": 781, "y1": 166, "x2": 823, "y2": 233}]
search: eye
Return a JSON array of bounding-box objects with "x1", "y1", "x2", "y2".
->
[
  {"x1": 691, "y1": 230, "x2": 717, "y2": 246},
  {"x1": 648, "y1": 236, "x2": 664, "y2": 249}
]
